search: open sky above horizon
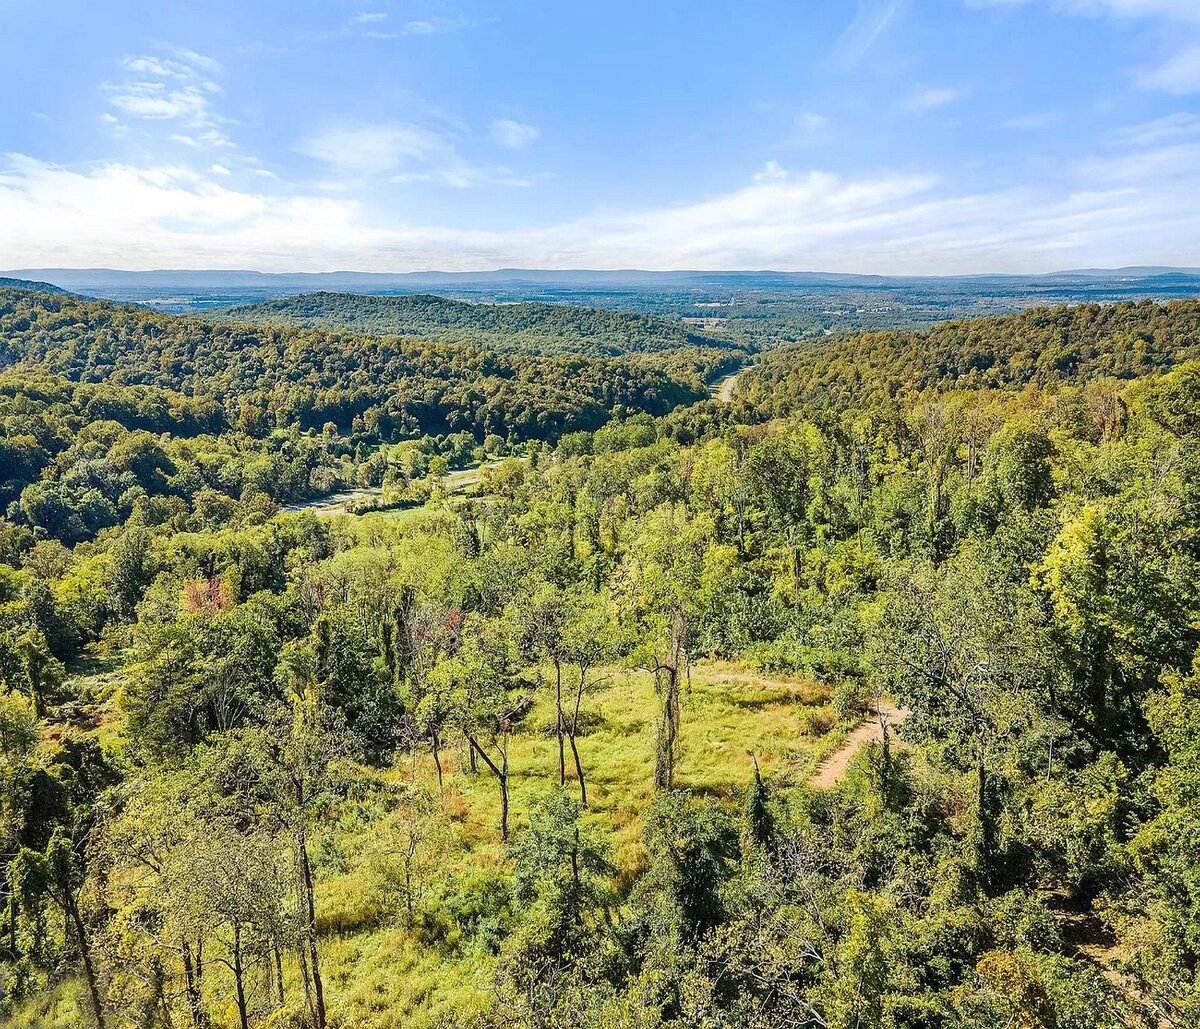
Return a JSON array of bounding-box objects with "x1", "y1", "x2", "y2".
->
[{"x1": 3, "y1": 0, "x2": 1200, "y2": 274}]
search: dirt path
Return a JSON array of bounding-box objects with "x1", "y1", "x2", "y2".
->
[{"x1": 810, "y1": 703, "x2": 908, "y2": 788}]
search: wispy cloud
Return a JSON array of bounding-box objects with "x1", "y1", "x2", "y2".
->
[
  {"x1": 105, "y1": 56, "x2": 218, "y2": 121},
  {"x1": 8, "y1": 119, "x2": 1200, "y2": 274},
  {"x1": 830, "y1": 0, "x2": 906, "y2": 66},
  {"x1": 1111, "y1": 111, "x2": 1200, "y2": 145},
  {"x1": 778, "y1": 112, "x2": 832, "y2": 150},
  {"x1": 297, "y1": 123, "x2": 447, "y2": 176},
  {"x1": 1136, "y1": 44, "x2": 1200, "y2": 93},
  {"x1": 403, "y1": 16, "x2": 472, "y2": 35},
  {"x1": 902, "y1": 87, "x2": 962, "y2": 111},
  {"x1": 102, "y1": 49, "x2": 232, "y2": 146},
  {"x1": 969, "y1": 0, "x2": 1200, "y2": 94},
  {"x1": 169, "y1": 47, "x2": 222, "y2": 72},
  {"x1": 1000, "y1": 111, "x2": 1062, "y2": 129},
  {"x1": 296, "y1": 122, "x2": 528, "y2": 187},
  {"x1": 967, "y1": 0, "x2": 1200, "y2": 21},
  {"x1": 490, "y1": 119, "x2": 539, "y2": 150}
]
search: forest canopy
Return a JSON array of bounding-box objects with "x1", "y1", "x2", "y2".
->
[
  {"x1": 0, "y1": 295, "x2": 1198, "y2": 1028},
  {"x1": 214, "y1": 291, "x2": 739, "y2": 357}
]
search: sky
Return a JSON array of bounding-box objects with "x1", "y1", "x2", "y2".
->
[{"x1": 2, "y1": 0, "x2": 1200, "y2": 274}]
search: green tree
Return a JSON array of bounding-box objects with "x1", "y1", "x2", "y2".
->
[{"x1": 15, "y1": 628, "x2": 64, "y2": 717}]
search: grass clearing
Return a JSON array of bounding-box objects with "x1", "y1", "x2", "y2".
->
[
  {"x1": 6, "y1": 661, "x2": 837, "y2": 1029},
  {"x1": 301, "y1": 661, "x2": 835, "y2": 1026}
]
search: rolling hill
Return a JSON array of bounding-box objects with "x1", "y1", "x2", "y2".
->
[
  {"x1": 212, "y1": 291, "x2": 738, "y2": 356},
  {"x1": 0, "y1": 287, "x2": 722, "y2": 442},
  {"x1": 0, "y1": 276, "x2": 69, "y2": 294},
  {"x1": 738, "y1": 298, "x2": 1200, "y2": 413}
]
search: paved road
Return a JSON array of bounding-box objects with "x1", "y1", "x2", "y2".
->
[
  {"x1": 281, "y1": 488, "x2": 382, "y2": 514},
  {"x1": 281, "y1": 460, "x2": 510, "y2": 516},
  {"x1": 708, "y1": 369, "x2": 743, "y2": 402},
  {"x1": 287, "y1": 368, "x2": 745, "y2": 518}
]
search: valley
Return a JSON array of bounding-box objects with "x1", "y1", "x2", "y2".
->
[{"x1": 0, "y1": 282, "x2": 1197, "y2": 1029}]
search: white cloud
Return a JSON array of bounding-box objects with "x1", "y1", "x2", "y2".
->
[
  {"x1": 297, "y1": 122, "x2": 527, "y2": 187},
  {"x1": 969, "y1": 0, "x2": 1200, "y2": 92},
  {"x1": 1111, "y1": 112, "x2": 1200, "y2": 145},
  {"x1": 779, "y1": 112, "x2": 832, "y2": 150},
  {"x1": 902, "y1": 87, "x2": 962, "y2": 111},
  {"x1": 490, "y1": 119, "x2": 539, "y2": 150},
  {"x1": 968, "y1": 0, "x2": 1200, "y2": 21},
  {"x1": 5, "y1": 123, "x2": 1200, "y2": 273},
  {"x1": 1000, "y1": 111, "x2": 1061, "y2": 129},
  {"x1": 754, "y1": 160, "x2": 790, "y2": 182},
  {"x1": 102, "y1": 49, "x2": 231, "y2": 145},
  {"x1": 1136, "y1": 45, "x2": 1200, "y2": 93},
  {"x1": 199, "y1": 130, "x2": 234, "y2": 149},
  {"x1": 353, "y1": 12, "x2": 388, "y2": 23},
  {"x1": 403, "y1": 16, "x2": 470, "y2": 35},
  {"x1": 832, "y1": 0, "x2": 906, "y2": 67},
  {"x1": 211, "y1": 163, "x2": 231, "y2": 176},
  {"x1": 170, "y1": 47, "x2": 222, "y2": 72},
  {"x1": 297, "y1": 124, "x2": 443, "y2": 175}
]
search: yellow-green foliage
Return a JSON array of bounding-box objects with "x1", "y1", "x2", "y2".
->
[{"x1": 296, "y1": 662, "x2": 831, "y2": 1027}]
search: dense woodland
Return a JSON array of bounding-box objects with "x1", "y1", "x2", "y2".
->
[
  {"x1": 0, "y1": 291, "x2": 1198, "y2": 1028},
  {"x1": 216, "y1": 292, "x2": 734, "y2": 358},
  {"x1": 0, "y1": 289, "x2": 739, "y2": 440},
  {"x1": 0, "y1": 289, "x2": 744, "y2": 549},
  {"x1": 741, "y1": 299, "x2": 1200, "y2": 411}
]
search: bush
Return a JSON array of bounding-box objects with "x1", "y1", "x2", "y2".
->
[{"x1": 797, "y1": 704, "x2": 837, "y2": 736}]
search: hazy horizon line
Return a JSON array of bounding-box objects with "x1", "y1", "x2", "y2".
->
[{"x1": 8, "y1": 264, "x2": 1200, "y2": 280}]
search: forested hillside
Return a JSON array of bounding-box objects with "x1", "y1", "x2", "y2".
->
[
  {"x1": 216, "y1": 291, "x2": 737, "y2": 357},
  {"x1": 1, "y1": 298, "x2": 1199, "y2": 1029},
  {"x1": 0, "y1": 287, "x2": 737, "y2": 436},
  {"x1": 0, "y1": 288, "x2": 742, "y2": 550},
  {"x1": 0, "y1": 279, "x2": 68, "y2": 295},
  {"x1": 741, "y1": 298, "x2": 1200, "y2": 413}
]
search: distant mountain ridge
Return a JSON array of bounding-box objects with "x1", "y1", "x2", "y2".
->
[
  {"x1": 214, "y1": 291, "x2": 737, "y2": 357},
  {"x1": 9, "y1": 266, "x2": 1200, "y2": 291},
  {"x1": 7, "y1": 267, "x2": 1199, "y2": 333}
]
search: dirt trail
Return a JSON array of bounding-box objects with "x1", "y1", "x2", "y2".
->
[
  {"x1": 1047, "y1": 892, "x2": 1170, "y2": 1027},
  {"x1": 810, "y1": 703, "x2": 908, "y2": 788}
]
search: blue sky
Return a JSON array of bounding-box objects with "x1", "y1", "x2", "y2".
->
[{"x1": 2, "y1": 0, "x2": 1200, "y2": 273}]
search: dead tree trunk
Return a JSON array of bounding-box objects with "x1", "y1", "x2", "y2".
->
[
  {"x1": 296, "y1": 825, "x2": 327, "y2": 1029},
  {"x1": 466, "y1": 726, "x2": 510, "y2": 841},
  {"x1": 231, "y1": 924, "x2": 249, "y2": 1029},
  {"x1": 60, "y1": 878, "x2": 106, "y2": 1029},
  {"x1": 431, "y1": 729, "x2": 444, "y2": 789},
  {"x1": 555, "y1": 660, "x2": 566, "y2": 788},
  {"x1": 182, "y1": 940, "x2": 207, "y2": 1029},
  {"x1": 651, "y1": 615, "x2": 687, "y2": 791}
]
